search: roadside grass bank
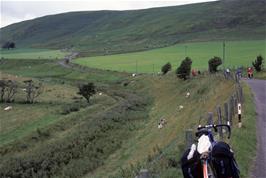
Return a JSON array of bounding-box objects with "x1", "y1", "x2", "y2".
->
[{"x1": 229, "y1": 83, "x2": 257, "y2": 178}]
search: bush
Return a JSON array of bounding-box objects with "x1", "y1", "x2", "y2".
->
[
  {"x1": 208, "y1": 56, "x2": 222, "y2": 73},
  {"x1": 176, "y1": 57, "x2": 192, "y2": 80},
  {"x1": 77, "y1": 83, "x2": 96, "y2": 103},
  {"x1": 61, "y1": 104, "x2": 80, "y2": 115},
  {"x1": 252, "y1": 55, "x2": 264, "y2": 72},
  {"x1": 161, "y1": 62, "x2": 172, "y2": 75}
]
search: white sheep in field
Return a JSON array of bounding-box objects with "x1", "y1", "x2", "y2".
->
[
  {"x1": 178, "y1": 105, "x2": 184, "y2": 110},
  {"x1": 132, "y1": 73, "x2": 136, "y2": 77},
  {"x1": 186, "y1": 92, "x2": 190, "y2": 98},
  {"x1": 158, "y1": 123, "x2": 163, "y2": 129},
  {"x1": 4, "y1": 106, "x2": 12, "y2": 111},
  {"x1": 99, "y1": 92, "x2": 102, "y2": 96}
]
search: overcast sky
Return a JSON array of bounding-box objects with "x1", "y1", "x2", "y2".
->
[{"x1": 0, "y1": 0, "x2": 217, "y2": 28}]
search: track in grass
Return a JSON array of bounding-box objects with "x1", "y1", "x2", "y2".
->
[{"x1": 75, "y1": 40, "x2": 266, "y2": 73}]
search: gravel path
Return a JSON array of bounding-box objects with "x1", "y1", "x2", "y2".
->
[{"x1": 245, "y1": 79, "x2": 266, "y2": 178}]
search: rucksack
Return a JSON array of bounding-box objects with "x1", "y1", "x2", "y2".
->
[
  {"x1": 181, "y1": 148, "x2": 203, "y2": 178},
  {"x1": 211, "y1": 142, "x2": 240, "y2": 178}
]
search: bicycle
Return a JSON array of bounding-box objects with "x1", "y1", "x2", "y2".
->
[{"x1": 195, "y1": 124, "x2": 231, "y2": 178}]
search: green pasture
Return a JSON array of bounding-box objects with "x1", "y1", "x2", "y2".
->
[
  {"x1": 0, "y1": 48, "x2": 67, "y2": 60},
  {"x1": 75, "y1": 40, "x2": 266, "y2": 73}
]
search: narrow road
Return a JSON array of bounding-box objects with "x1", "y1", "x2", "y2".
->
[
  {"x1": 245, "y1": 79, "x2": 266, "y2": 178},
  {"x1": 58, "y1": 51, "x2": 80, "y2": 69}
]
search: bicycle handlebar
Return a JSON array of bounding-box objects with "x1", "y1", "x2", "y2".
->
[{"x1": 196, "y1": 124, "x2": 231, "y2": 139}]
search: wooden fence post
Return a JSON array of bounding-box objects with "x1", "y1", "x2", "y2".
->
[
  {"x1": 231, "y1": 96, "x2": 235, "y2": 117},
  {"x1": 224, "y1": 102, "x2": 229, "y2": 125},
  {"x1": 217, "y1": 106, "x2": 223, "y2": 139},
  {"x1": 234, "y1": 96, "x2": 238, "y2": 115},
  {"x1": 229, "y1": 98, "x2": 233, "y2": 126},
  {"x1": 239, "y1": 85, "x2": 244, "y2": 103}
]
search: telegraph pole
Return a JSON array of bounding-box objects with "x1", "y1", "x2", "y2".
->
[
  {"x1": 153, "y1": 64, "x2": 155, "y2": 76},
  {"x1": 223, "y1": 41, "x2": 226, "y2": 67},
  {"x1": 135, "y1": 60, "x2": 138, "y2": 74}
]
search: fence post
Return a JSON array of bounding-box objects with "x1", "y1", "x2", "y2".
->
[
  {"x1": 234, "y1": 96, "x2": 238, "y2": 115},
  {"x1": 229, "y1": 98, "x2": 233, "y2": 126},
  {"x1": 185, "y1": 129, "x2": 193, "y2": 148},
  {"x1": 217, "y1": 106, "x2": 223, "y2": 139},
  {"x1": 231, "y1": 96, "x2": 235, "y2": 117},
  {"x1": 224, "y1": 102, "x2": 229, "y2": 125},
  {"x1": 239, "y1": 85, "x2": 244, "y2": 103}
]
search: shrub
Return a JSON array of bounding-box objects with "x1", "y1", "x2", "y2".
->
[
  {"x1": 208, "y1": 56, "x2": 222, "y2": 73},
  {"x1": 61, "y1": 104, "x2": 80, "y2": 115},
  {"x1": 77, "y1": 82, "x2": 96, "y2": 103},
  {"x1": 252, "y1": 55, "x2": 264, "y2": 72},
  {"x1": 176, "y1": 57, "x2": 192, "y2": 80},
  {"x1": 161, "y1": 62, "x2": 172, "y2": 75}
]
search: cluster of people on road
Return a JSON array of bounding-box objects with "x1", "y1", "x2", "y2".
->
[{"x1": 224, "y1": 66, "x2": 254, "y2": 80}]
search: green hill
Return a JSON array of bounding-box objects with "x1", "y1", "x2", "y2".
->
[{"x1": 1, "y1": 0, "x2": 265, "y2": 56}]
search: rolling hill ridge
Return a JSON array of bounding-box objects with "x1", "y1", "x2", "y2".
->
[{"x1": 0, "y1": 0, "x2": 265, "y2": 56}]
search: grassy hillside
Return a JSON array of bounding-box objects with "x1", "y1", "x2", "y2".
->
[
  {"x1": 0, "y1": 57, "x2": 257, "y2": 177},
  {"x1": 1, "y1": 0, "x2": 265, "y2": 56},
  {"x1": 75, "y1": 40, "x2": 266, "y2": 73}
]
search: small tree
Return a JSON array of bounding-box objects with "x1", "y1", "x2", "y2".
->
[
  {"x1": 161, "y1": 62, "x2": 172, "y2": 75},
  {"x1": 252, "y1": 55, "x2": 264, "y2": 72},
  {"x1": 2, "y1": 41, "x2": 16, "y2": 50},
  {"x1": 5, "y1": 80, "x2": 17, "y2": 103},
  {"x1": 176, "y1": 57, "x2": 192, "y2": 80},
  {"x1": 0, "y1": 79, "x2": 17, "y2": 103},
  {"x1": 0, "y1": 80, "x2": 7, "y2": 102},
  {"x1": 208, "y1": 56, "x2": 222, "y2": 73},
  {"x1": 77, "y1": 83, "x2": 96, "y2": 103},
  {"x1": 23, "y1": 80, "x2": 43, "y2": 103}
]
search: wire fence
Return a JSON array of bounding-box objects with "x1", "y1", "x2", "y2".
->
[
  {"x1": 185, "y1": 72, "x2": 244, "y2": 147},
  {"x1": 136, "y1": 71, "x2": 244, "y2": 178}
]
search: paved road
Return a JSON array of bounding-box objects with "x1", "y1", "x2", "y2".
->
[{"x1": 245, "y1": 79, "x2": 266, "y2": 178}]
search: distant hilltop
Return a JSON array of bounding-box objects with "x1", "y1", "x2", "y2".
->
[{"x1": 1, "y1": 0, "x2": 265, "y2": 56}]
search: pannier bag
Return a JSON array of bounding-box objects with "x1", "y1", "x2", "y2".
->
[
  {"x1": 211, "y1": 142, "x2": 240, "y2": 178},
  {"x1": 181, "y1": 148, "x2": 203, "y2": 178}
]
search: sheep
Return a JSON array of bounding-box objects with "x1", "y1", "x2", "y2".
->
[
  {"x1": 4, "y1": 106, "x2": 12, "y2": 111},
  {"x1": 158, "y1": 123, "x2": 163, "y2": 129}
]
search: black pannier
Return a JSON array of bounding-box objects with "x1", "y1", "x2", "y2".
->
[
  {"x1": 181, "y1": 148, "x2": 203, "y2": 178},
  {"x1": 211, "y1": 142, "x2": 240, "y2": 178}
]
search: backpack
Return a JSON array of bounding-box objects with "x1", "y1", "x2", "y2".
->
[
  {"x1": 211, "y1": 142, "x2": 240, "y2": 178},
  {"x1": 181, "y1": 148, "x2": 203, "y2": 178}
]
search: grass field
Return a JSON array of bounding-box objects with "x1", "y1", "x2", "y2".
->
[
  {"x1": 75, "y1": 40, "x2": 266, "y2": 73},
  {"x1": 0, "y1": 48, "x2": 67, "y2": 59}
]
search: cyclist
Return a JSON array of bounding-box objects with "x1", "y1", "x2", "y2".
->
[{"x1": 247, "y1": 67, "x2": 253, "y2": 79}]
